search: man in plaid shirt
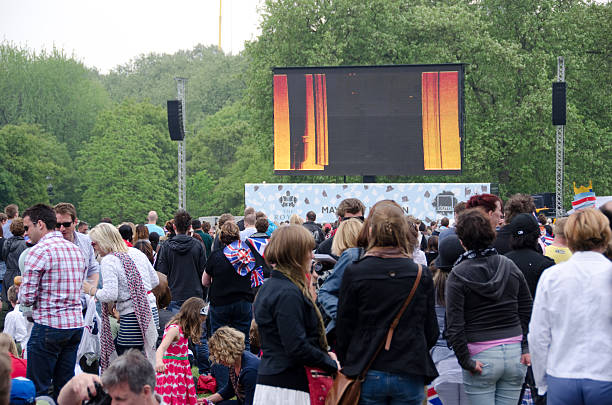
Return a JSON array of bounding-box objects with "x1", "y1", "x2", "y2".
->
[{"x1": 20, "y1": 203, "x2": 86, "y2": 398}]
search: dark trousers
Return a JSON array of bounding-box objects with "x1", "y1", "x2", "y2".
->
[
  {"x1": 209, "y1": 300, "x2": 252, "y2": 393},
  {"x1": 27, "y1": 323, "x2": 83, "y2": 398}
]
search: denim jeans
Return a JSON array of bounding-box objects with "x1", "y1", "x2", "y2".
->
[
  {"x1": 195, "y1": 321, "x2": 211, "y2": 375},
  {"x1": 168, "y1": 299, "x2": 186, "y2": 314},
  {"x1": 547, "y1": 375, "x2": 612, "y2": 405},
  {"x1": 359, "y1": 370, "x2": 424, "y2": 405},
  {"x1": 209, "y1": 300, "x2": 252, "y2": 393},
  {"x1": 26, "y1": 323, "x2": 83, "y2": 398},
  {"x1": 461, "y1": 343, "x2": 526, "y2": 405}
]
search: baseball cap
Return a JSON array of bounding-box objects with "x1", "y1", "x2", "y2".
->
[
  {"x1": 508, "y1": 213, "x2": 540, "y2": 236},
  {"x1": 435, "y1": 234, "x2": 465, "y2": 269}
]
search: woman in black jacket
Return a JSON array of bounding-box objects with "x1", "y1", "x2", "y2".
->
[
  {"x1": 445, "y1": 209, "x2": 532, "y2": 405},
  {"x1": 336, "y1": 201, "x2": 439, "y2": 405},
  {"x1": 253, "y1": 225, "x2": 338, "y2": 405}
]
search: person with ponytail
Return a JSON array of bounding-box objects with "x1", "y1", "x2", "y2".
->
[
  {"x1": 335, "y1": 201, "x2": 439, "y2": 405},
  {"x1": 252, "y1": 225, "x2": 338, "y2": 405}
]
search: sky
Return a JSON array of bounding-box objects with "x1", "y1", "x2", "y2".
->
[{"x1": 1, "y1": 0, "x2": 263, "y2": 73}]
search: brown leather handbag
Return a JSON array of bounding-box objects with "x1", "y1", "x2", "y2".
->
[{"x1": 325, "y1": 264, "x2": 423, "y2": 405}]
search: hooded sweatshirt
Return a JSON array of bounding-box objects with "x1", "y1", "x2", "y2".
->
[
  {"x1": 155, "y1": 234, "x2": 207, "y2": 302},
  {"x1": 445, "y1": 253, "x2": 532, "y2": 372}
]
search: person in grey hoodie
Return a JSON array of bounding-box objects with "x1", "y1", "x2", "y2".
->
[
  {"x1": 155, "y1": 210, "x2": 207, "y2": 313},
  {"x1": 445, "y1": 209, "x2": 532, "y2": 405}
]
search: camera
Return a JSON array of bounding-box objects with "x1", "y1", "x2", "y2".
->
[{"x1": 85, "y1": 382, "x2": 111, "y2": 405}]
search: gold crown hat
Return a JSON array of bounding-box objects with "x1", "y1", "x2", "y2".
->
[{"x1": 573, "y1": 180, "x2": 593, "y2": 195}]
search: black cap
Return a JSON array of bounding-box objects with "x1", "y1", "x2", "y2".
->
[
  {"x1": 435, "y1": 234, "x2": 465, "y2": 269},
  {"x1": 508, "y1": 213, "x2": 539, "y2": 237}
]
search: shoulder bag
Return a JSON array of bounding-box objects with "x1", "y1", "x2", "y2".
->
[{"x1": 325, "y1": 264, "x2": 423, "y2": 405}]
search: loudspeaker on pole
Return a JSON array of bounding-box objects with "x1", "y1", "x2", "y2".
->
[
  {"x1": 167, "y1": 100, "x2": 185, "y2": 141},
  {"x1": 552, "y1": 82, "x2": 566, "y2": 126}
]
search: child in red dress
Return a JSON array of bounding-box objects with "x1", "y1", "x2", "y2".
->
[{"x1": 155, "y1": 297, "x2": 207, "y2": 405}]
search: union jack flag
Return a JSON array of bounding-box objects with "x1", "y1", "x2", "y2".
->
[
  {"x1": 224, "y1": 240, "x2": 264, "y2": 287},
  {"x1": 427, "y1": 384, "x2": 443, "y2": 405},
  {"x1": 246, "y1": 236, "x2": 269, "y2": 258}
]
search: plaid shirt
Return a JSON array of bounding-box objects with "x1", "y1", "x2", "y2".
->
[{"x1": 20, "y1": 231, "x2": 86, "y2": 329}]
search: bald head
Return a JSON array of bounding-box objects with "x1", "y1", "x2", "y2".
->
[{"x1": 147, "y1": 211, "x2": 158, "y2": 224}]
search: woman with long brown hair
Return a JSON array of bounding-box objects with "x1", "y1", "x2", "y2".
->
[
  {"x1": 336, "y1": 201, "x2": 439, "y2": 405},
  {"x1": 253, "y1": 225, "x2": 338, "y2": 405}
]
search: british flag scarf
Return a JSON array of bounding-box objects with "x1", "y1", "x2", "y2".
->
[{"x1": 223, "y1": 240, "x2": 264, "y2": 288}]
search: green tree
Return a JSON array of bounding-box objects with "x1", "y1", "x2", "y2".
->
[
  {"x1": 0, "y1": 124, "x2": 70, "y2": 208},
  {"x1": 76, "y1": 101, "x2": 177, "y2": 224},
  {"x1": 0, "y1": 43, "x2": 111, "y2": 154}
]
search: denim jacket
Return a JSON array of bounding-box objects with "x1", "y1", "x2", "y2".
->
[{"x1": 317, "y1": 247, "x2": 362, "y2": 332}]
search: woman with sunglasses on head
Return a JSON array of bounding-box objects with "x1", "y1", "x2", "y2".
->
[
  {"x1": 83, "y1": 223, "x2": 159, "y2": 369},
  {"x1": 336, "y1": 201, "x2": 439, "y2": 405}
]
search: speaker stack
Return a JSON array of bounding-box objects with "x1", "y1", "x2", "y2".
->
[{"x1": 167, "y1": 100, "x2": 185, "y2": 141}]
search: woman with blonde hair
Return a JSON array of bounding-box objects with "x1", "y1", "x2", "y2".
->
[
  {"x1": 289, "y1": 214, "x2": 304, "y2": 226},
  {"x1": 336, "y1": 202, "x2": 439, "y2": 405},
  {"x1": 203, "y1": 326, "x2": 260, "y2": 405},
  {"x1": 0, "y1": 333, "x2": 26, "y2": 378},
  {"x1": 253, "y1": 225, "x2": 338, "y2": 405},
  {"x1": 529, "y1": 208, "x2": 612, "y2": 404},
  {"x1": 83, "y1": 223, "x2": 159, "y2": 370}
]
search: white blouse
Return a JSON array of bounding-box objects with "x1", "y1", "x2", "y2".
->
[{"x1": 95, "y1": 248, "x2": 159, "y2": 315}]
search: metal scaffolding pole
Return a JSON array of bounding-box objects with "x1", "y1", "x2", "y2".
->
[
  {"x1": 555, "y1": 57, "x2": 565, "y2": 217},
  {"x1": 176, "y1": 77, "x2": 188, "y2": 210}
]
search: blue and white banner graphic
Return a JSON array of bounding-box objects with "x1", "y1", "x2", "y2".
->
[{"x1": 245, "y1": 183, "x2": 490, "y2": 224}]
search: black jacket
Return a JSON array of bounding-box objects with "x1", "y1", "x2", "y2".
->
[
  {"x1": 336, "y1": 256, "x2": 439, "y2": 383},
  {"x1": 155, "y1": 234, "x2": 206, "y2": 302},
  {"x1": 505, "y1": 248, "x2": 555, "y2": 298},
  {"x1": 205, "y1": 249, "x2": 254, "y2": 306},
  {"x1": 1, "y1": 236, "x2": 27, "y2": 302},
  {"x1": 494, "y1": 226, "x2": 512, "y2": 254},
  {"x1": 254, "y1": 270, "x2": 337, "y2": 388},
  {"x1": 445, "y1": 253, "x2": 533, "y2": 372},
  {"x1": 303, "y1": 222, "x2": 324, "y2": 247}
]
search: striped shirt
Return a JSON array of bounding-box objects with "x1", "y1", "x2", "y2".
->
[{"x1": 20, "y1": 231, "x2": 86, "y2": 329}]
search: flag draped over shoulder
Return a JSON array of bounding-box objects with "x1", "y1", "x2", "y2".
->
[{"x1": 223, "y1": 240, "x2": 264, "y2": 287}]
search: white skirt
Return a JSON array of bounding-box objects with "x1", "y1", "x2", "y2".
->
[{"x1": 253, "y1": 384, "x2": 310, "y2": 405}]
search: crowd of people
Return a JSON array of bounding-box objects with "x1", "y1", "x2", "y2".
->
[{"x1": 0, "y1": 194, "x2": 609, "y2": 405}]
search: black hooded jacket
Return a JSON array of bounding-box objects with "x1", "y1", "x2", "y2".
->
[
  {"x1": 156, "y1": 234, "x2": 207, "y2": 302},
  {"x1": 445, "y1": 253, "x2": 532, "y2": 372}
]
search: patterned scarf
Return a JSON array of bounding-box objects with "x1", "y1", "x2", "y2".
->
[
  {"x1": 224, "y1": 240, "x2": 264, "y2": 288},
  {"x1": 99, "y1": 252, "x2": 153, "y2": 371},
  {"x1": 454, "y1": 247, "x2": 498, "y2": 266}
]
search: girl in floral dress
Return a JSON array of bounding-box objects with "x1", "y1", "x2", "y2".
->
[{"x1": 155, "y1": 297, "x2": 207, "y2": 405}]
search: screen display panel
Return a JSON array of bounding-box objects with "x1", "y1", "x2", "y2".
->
[{"x1": 273, "y1": 64, "x2": 465, "y2": 175}]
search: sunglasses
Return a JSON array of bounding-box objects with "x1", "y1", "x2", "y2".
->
[
  {"x1": 341, "y1": 216, "x2": 365, "y2": 222},
  {"x1": 56, "y1": 222, "x2": 74, "y2": 229}
]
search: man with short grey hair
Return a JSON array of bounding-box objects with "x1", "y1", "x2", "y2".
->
[
  {"x1": 57, "y1": 349, "x2": 164, "y2": 405},
  {"x1": 239, "y1": 213, "x2": 257, "y2": 241}
]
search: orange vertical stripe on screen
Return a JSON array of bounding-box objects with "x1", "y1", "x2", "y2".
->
[
  {"x1": 273, "y1": 75, "x2": 290, "y2": 170},
  {"x1": 314, "y1": 74, "x2": 328, "y2": 167},
  {"x1": 439, "y1": 71, "x2": 461, "y2": 170},
  {"x1": 302, "y1": 74, "x2": 321, "y2": 170},
  {"x1": 422, "y1": 72, "x2": 442, "y2": 170},
  {"x1": 321, "y1": 74, "x2": 329, "y2": 165}
]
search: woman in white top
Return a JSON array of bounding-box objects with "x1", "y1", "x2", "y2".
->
[
  {"x1": 528, "y1": 208, "x2": 612, "y2": 404},
  {"x1": 83, "y1": 223, "x2": 159, "y2": 369}
]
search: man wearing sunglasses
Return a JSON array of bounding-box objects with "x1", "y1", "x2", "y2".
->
[
  {"x1": 315, "y1": 198, "x2": 365, "y2": 259},
  {"x1": 54, "y1": 203, "x2": 100, "y2": 289}
]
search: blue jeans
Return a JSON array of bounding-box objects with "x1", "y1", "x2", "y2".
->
[
  {"x1": 196, "y1": 322, "x2": 211, "y2": 375},
  {"x1": 462, "y1": 343, "x2": 526, "y2": 405},
  {"x1": 168, "y1": 300, "x2": 186, "y2": 314},
  {"x1": 209, "y1": 300, "x2": 252, "y2": 393},
  {"x1": 547, "y1": 376, "x2": 612, "y2": 405},
  {"x1": 359, "y1": 370, "x2": 424, "y2": 405},
  {"x1": 27, "y1": 323, "x2": 83, "y2": 398}
]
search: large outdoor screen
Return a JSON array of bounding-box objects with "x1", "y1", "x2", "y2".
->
[{"x1": 273, "y1": 64, "x2": 465, "y2": 175}]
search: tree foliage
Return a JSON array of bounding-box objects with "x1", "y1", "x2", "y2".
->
[{"x1": 76, "y1": 101, "x2": 177, "y2": 223}]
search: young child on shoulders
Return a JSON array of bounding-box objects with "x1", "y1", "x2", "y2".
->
[
  {"x1": 155, "y1": 297, "x2": 207, "y2": 405},
  {"x1": 3, "y1": 285, "x2": 29, "y2": 356}
]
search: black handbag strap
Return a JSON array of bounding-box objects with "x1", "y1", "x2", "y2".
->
[{"x1": 358, "y1": 264, "x2": 422, "y2": 380}]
